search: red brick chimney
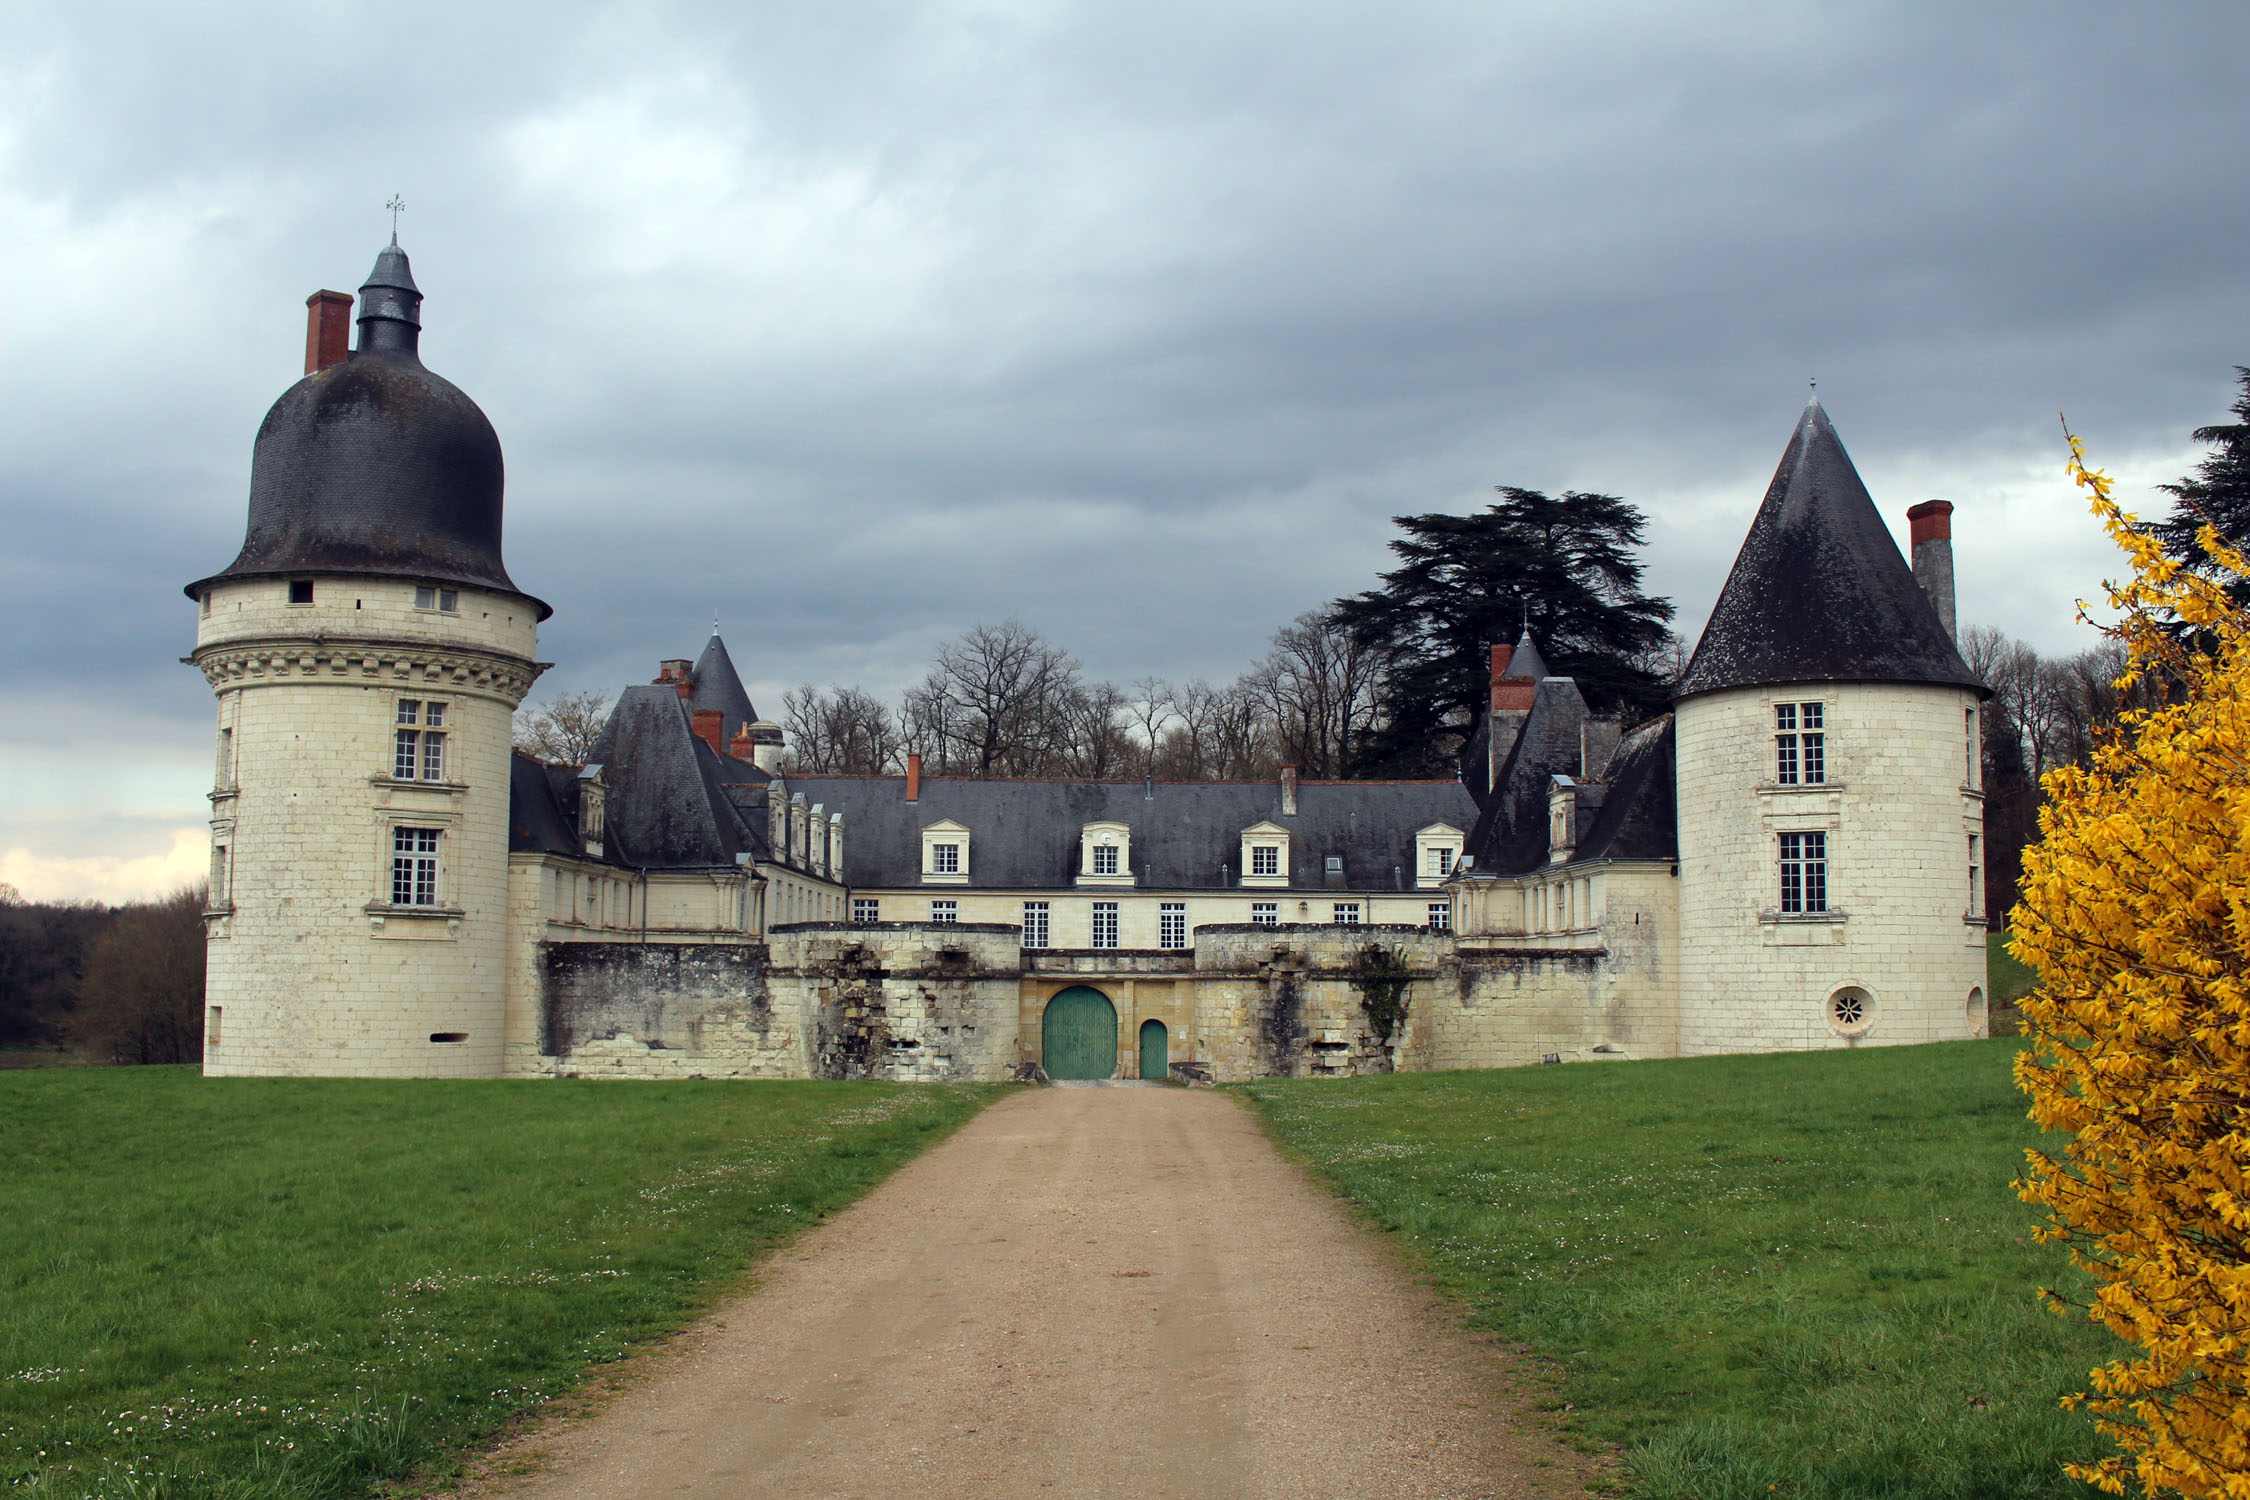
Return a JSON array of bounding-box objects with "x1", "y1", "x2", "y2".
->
[
  {"x1": 729, "y1": 725, "x2": 756, "y2": 761},
  {"x1": 905, "y1": 752, "x2": 922, "y2": 802},
  {"x1": 1906, "y1": 500, "x2": 1957, "y2": 642},
  {"x1": 1490, "y1": 642, "x2": 1514, "y2": 680},
  {"x1": 303, "y1": 290, "x2": 353, "y2": 374},
  {"x1": 691, "y1": 709, "x2": 724, "y2": 754}
]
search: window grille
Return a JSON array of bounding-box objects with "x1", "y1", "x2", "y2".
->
[
  {"x1": 852, "y1": 898, "x2": 879, "y2": 924},
  {"x1": 1427, "y1": 901, "x2": 1451, "y2": 931},
  {"x1": 1091, "y1": 901, "x2": 1119, "y2": 948},
  {"x1": 1159, "y1": 902, "x2": 1187, "y2": 949},
  {"x1": 1333, "y1": 902, "x2": 1362, "y2": 924},
  {"x1": 392, "y1": 827, "x2": 440, "y2": 906},
  {"x1": 931, "y1": 842, "x2": 961, "y2": 874},
  {"x1": 1779, "y1": 831, "x2": 1827, "y2": 913},
  {"x1": 1092, "y1": 845, "x2": 1120, "y2": 876},
  {"x1": 1776, "y1": 702, "x2": 1826, "y2": 784},
  {"x1": 1250, "y1": 901, "x2": 1278, "y2": 926},
  {"x1": 930, "y1": 899, "x2": 958, "y2": 923},
  {"x1": 1022, "y1": 901, "x2": 1050, "y2": 949},
  {"x1": 1251, "y1": 845, "x2": 1279, "y2": 877}
]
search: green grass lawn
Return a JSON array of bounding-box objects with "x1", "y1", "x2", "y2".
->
[
  {"x1": 0, "y1": 1070, "x2": 997, "y2": 1499},
  {"x1": 1990, "y1": 932, "x2": 2037, "y2": 1005},
  {"x1": 1240, "y1": 1040, "x2": 2117, "y2": 1500}
]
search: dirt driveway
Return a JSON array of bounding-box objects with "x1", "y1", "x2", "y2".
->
[{"x1": 462, "y1": 1085, "x2": 1596, "y2": 1499}]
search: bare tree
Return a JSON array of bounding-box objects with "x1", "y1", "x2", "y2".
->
[
  {"x1": 1061, "y1": 681, "x2": 1137, "y2": 778},
  {"x1": 514, "y1": 690, "x2": 612, "y2": 765},
  {"x1": 73, "y1": 886, "x2": 207, "y2": 1065},
  {"x1": 1241, "y1": 609, "x2": 1383, "y2": 778},
  {"x1": 905, "y1": 621, "x2": 1085, "y2": 777},
  {"x1": 1127, "y1": 676, "x2": 1176, "y2": 777},
  {"x1": 782, "y1": 684, "x2": 902, "y2": 774}
]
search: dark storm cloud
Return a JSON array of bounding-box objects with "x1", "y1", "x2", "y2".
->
[{"x1": 3, "y1": 0, "x2": 2247, "y2": 893}]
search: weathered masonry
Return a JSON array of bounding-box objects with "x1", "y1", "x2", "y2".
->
[{"x1": 188, "y1": 238, "x2": 1988, "y2": 1081}]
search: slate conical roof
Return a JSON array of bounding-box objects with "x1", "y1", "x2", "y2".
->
[
  {"x1": 1501, "y1": 628, "x2": 1548, "y2": 680},
  {"x1": 690, "y1": 632, "x2": 760, "y2": 740},
  {"x1": 1675, "y1": 398, "x2": 1983, "y2": 701}
]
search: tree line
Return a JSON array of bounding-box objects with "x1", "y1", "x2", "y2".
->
[{"x1": 0, "y1": 883, "x2": 207, "y2": 1065}]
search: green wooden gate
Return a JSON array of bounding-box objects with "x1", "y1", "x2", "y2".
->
[
  {"x1": 1042, "y1": 987, "x2": 1118, "y2": 1080},
  {"x1": 1139, "y1": 1019, "x2": 1168, "y2": 1081}
]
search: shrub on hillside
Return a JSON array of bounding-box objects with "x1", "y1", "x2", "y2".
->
[
  {"x1": 2014, "y1": 432, "x2": 2250, "y2": 1498},
  {"x1": 72, "y1": 885, "x2": 206, "y2": 1065}
]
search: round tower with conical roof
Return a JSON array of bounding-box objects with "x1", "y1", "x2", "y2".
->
[
  {"x1": 1671, "y1": 399, "x2": 1990, "y2": 1054},
  {"x1": 186, "y1": 241, "x2": 548, "y2": 1077}
]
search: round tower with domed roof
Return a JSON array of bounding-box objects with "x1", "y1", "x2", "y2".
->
[{"x1": 186, "y1": 240, "x2": 548, "y2": 1077}]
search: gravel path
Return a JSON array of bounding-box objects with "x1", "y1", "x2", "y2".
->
[{"x1": 459, "y1": 1086, "x2": 1596, "y2": 1499}]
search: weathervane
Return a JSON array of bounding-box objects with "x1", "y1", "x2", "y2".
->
[{"x1": 386, "y1": 194, "x2": 406, "y2": 243}]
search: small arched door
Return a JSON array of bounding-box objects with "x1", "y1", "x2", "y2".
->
[
  {"x1": 1043, "y1": 986, "x2": 1118, "y2": 1080},
  {"x1": 1139, "y1": 1019, "x2": 1169, "y2": 1081}
]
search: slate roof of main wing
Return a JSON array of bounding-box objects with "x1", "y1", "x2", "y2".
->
[
  {"x1": 777, "y1": 776, "x2": 1479, "y2": 892},
  {"x1": 1674, "y1": 398, "x2": 1985, "y2": 701}
]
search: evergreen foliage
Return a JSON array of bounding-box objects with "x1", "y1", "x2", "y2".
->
[
  {"x1": 2151, "y1": 367, "x2": 2250, "y2": 599},
  {"x1": 1332, "y1": 488, "x2": 1675, "y2": 776}
]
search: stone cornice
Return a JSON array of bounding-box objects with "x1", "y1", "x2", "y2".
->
[{"x1": 189, "y1": 635, "x2": 547, "y2": 706}]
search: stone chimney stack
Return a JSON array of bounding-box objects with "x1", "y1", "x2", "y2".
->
[
  {"x1": 656, "y1": 659, "x2": 694, "y2": 700},
  {"x1": 1907, "y1": 500, "x2": 1956, "y2": 642},
  {"x1": 303, "y1": 290, "x2": 353, "y2": 374},
  {"x1": 1280, "y1": 765, "x2": 1299, "y2": 816}
]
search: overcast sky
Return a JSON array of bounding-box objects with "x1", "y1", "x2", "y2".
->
[{"x1": 3, "y1": 1, "x2": 2245, "y2": 901}]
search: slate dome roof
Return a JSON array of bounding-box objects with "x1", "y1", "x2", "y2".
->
[
  {"x1": 187, "y1": 242, "x2": 549, "y2": 618},
  {"x1": 1674, "y1": 397, "x2": 1981, "y2": 701}
]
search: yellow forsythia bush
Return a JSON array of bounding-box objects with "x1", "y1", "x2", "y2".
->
[{"x1": 2015, "y1": 432, "x2": 2250, "y2": 1498}]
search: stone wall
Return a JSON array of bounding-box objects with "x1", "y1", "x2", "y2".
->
[
  {"x1": 1188, "y1": 925, "x2": 1454, "y2": 1080},
  {"x1": 520, "y1": 922, "x2": 1023, "y2": 1082},
  {"x1": 1417, "y1": 862, "x2": 1680, "y2": 1069},
  {"x1": 1675, "y1": 681, "x2": 1989, "y2": 1053},
  {"x1": 192, "y1": 575, "x2": 540, "y2": 1079}
]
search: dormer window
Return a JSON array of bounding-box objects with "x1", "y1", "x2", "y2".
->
[
  {"x1": 920, "y1": 820, "x2": 971, "y2": 884},
  {"x1": 1077, "y1": 822, "x2": 1134, "y2": 886},
  {"x1": 414, "y1": 584, "x2": 460, "y2": 613},
  {"x1": 1413, "y1": 823, "x2": 1465, "y2": 888},
  {"x1": 1239, "y1": 822, "x2": 1290, "y2": 887},
  {"x1": 577, "y1": 765, "x2": 606, "y2": 857}
]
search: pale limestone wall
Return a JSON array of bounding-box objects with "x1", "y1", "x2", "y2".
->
[
  {"x1": 515, "y1": 923, "x2": 1021, "y2": 1082},
  {"x1": 1185, "y1": 926, "x2": 1454, "y2": 1081},
  {"x1": 852, "y1": 889, "x2": 1455, "y2": 946},
  {"x1": 1416, "y1": 862, "x2": 1680, "y2": 1069},
  {"x1": 533, "y1": 941, "x2": 805, "y2": 1079},
  {"x1": 758, "y1": 865, "x2": 850, "y2": 929},
  {"x1": 778, "y1": 925, "x2": 1021, "y2": 1082},
  {"x1": 192, "y1": 576, "x2": 540, "y2": 1078},
  {"x1": 1675, "y1": 681, "x2": 1988, "y2": 1053}
]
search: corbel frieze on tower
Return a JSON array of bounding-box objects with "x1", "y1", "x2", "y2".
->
[{"x1": 190, "y1": 637, "x2": 547, "y2": 704}]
